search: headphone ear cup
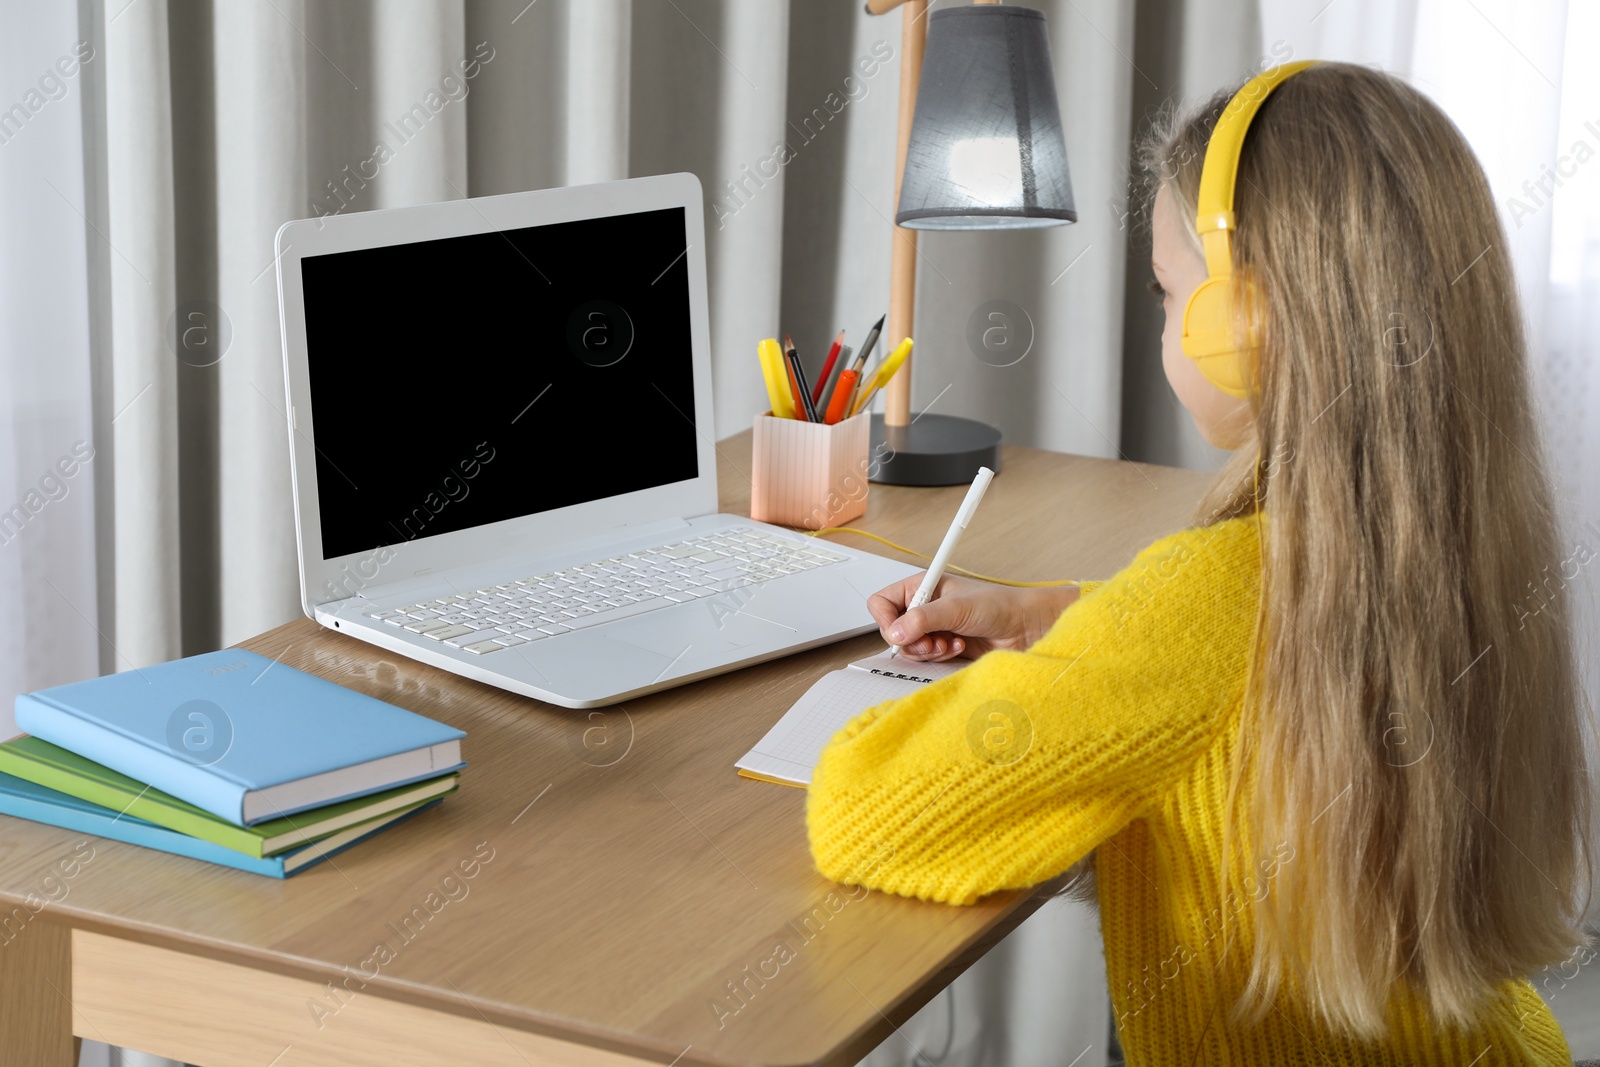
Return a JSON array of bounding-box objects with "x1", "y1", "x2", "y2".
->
[{"x1": 1180, "y1": 275, "x2": 1260, "y2": 399}]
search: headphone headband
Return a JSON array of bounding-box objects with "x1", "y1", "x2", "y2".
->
[{"x1": 1194, "y1": 61, "x2": 1318, "y2": 278}]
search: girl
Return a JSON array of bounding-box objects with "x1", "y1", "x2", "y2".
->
[{"x1": 806, "y1": 62, "x2": 1594, "y2": 1065}]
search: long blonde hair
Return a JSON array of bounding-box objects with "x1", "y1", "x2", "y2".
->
[{"x1": 1142, "y1": 62, "x2": 1595, "y2": 1039}]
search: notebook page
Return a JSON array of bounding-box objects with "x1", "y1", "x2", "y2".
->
[{"x1": 735, "y1": 652, "x2": 965, "y2": 787}]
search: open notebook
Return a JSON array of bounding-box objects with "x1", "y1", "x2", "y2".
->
[{"x1": 736, "y1": 651, "x2": 966, "y2": 787}]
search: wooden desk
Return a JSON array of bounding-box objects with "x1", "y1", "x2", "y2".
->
[{"x1": 0, "y1": 433, "x2": 1208, "y2": 1067}]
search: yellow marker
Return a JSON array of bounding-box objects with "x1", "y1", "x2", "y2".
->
[
  {"x1": 849, "y1": 337, "x2": 912, "y2": 417},
  {"x1": 758, "y1": 338, "x2": 796, "y2": 419}
]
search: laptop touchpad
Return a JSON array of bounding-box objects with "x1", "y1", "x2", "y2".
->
[{"x1": 601, "y1": 600, "x2": 796, "y2": 665}]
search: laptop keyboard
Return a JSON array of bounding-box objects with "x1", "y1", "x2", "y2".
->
[{"x1": 365, "y1": 526, "x2": 849, "y2": 655}]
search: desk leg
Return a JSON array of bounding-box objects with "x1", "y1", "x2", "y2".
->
[{"x1": 0, "y1": 916, "x2": 76, "y2": 1066}]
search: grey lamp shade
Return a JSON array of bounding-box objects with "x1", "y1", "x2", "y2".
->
[{"x1": 895, "y1": 5, "x2": 1075, "y2": 230}]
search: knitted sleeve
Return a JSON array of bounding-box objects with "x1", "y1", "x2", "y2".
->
[{"x1": 805, "y1": 515, "x2": 1263, "y2": 905}]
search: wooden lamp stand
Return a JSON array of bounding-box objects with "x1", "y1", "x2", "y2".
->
[{"x1": 864, "y1": 0, "x2": 1005, "y2": 486}]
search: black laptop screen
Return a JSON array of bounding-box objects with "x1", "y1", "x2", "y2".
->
[{"x1": 299, "y1": 206, "x2": 700, "y2": 561}]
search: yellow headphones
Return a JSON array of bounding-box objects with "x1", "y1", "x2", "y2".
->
[{"x1": 1180, "y1": 61, "x2": 1317, "y2": 399}]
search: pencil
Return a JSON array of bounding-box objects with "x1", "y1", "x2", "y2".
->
[
  {"x1": 811, "y1": 330, "x2": 844, "y2": 407},
  {"x1": 853, "y1": 314, "x2": 884, "y2": 375},
  {"x1": 845, "y1": 314, "x2": 884, "y2": 417},
  {"x1": 783, "y1": 335, "x2": 819, "y2": 422}
]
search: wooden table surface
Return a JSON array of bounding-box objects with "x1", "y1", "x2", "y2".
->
[{"x1": 0, "y1": 431, "x2": 1210, "y2": 1067}]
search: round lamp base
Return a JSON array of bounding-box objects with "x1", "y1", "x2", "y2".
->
[{"x1": 868, "y1": 413, "x2": 1002, "y2": 486}]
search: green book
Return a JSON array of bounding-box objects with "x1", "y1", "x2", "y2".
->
[{"x1": 0, "y1": 736, "x2": 459, "y2": 858}]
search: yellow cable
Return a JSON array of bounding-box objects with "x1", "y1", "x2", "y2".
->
[{"x1": 802, "y1": 526, "x2": 1083, "y2": 588}]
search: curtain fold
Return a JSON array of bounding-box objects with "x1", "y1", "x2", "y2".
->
[
  {"x1": 628, "y1": 0, "x2": 794, "y2": 441},
  {"x1": 1117, "y1": 0, "x2": 1264, "y2": 474},
  {"x1": 564, "y1": 0, "x2": 631, "y2": 185},
  {"x1": 1543, "y1": 1, "x2": 1600, "y2": 934},
  {"x1": 103, "y1": 0, "x2": 182, "y2": 670},
  {"x1": 466, "y1": 0, "x2": 565, "y2": 195},
  {"x1": 0, "y1": 0, "x2": 101, "y2": 741},
  {"x1": 212, "y1": 1, "x2": 312, "y2": 645}
]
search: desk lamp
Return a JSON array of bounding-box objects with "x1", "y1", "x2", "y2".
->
[{"x1": 864, "y1": 0, "x2": 1076, "y2": 484}]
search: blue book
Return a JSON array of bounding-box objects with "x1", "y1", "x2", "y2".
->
[
  {"x1": 15, "y1": 649, "x2": 465, "y2": 826},
  {"x1": 0, "y1": 771, "x2": 442, "y2": 878}
]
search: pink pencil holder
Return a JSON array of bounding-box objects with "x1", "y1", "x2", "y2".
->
[{"x1": 750, "y1": 409, "x2": 872, "y2": 530}]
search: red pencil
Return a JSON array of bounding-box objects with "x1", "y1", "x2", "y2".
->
[{"x1": 811, "y1": 329, "x2": 845, "y2": 406}]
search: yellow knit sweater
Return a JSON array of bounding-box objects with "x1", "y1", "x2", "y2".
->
[{"x1": 805, "y1": 514, "x2": 1573, "y2": 1065}]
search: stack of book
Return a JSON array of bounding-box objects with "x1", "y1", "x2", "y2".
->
[{"x1": 1, "y1": 649, "x2": 465, "y2": 878}]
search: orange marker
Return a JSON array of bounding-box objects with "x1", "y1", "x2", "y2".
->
[{"x1": 823, "y1": 368, "x2": 860, "y2": 424}]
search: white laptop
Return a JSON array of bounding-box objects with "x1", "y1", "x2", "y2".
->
[{"x1": 274, "y1": 172, "x2": 918, "y2": 709}]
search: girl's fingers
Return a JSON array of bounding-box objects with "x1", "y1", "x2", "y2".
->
[
  {"x1": 892, "y1": 603, "x2": 956, "y2": 646},
  {"x1": 904, "y1": 635, "x2": 964, "y2": 662}
]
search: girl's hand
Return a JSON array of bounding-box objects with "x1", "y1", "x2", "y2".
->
[{"x1": 866, "y1": 573, "x2": 1081, "y2": 661}]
